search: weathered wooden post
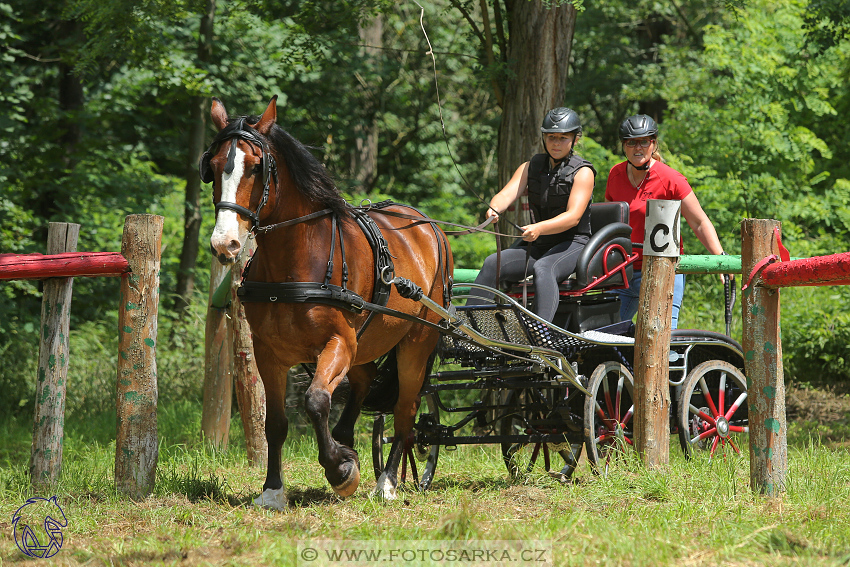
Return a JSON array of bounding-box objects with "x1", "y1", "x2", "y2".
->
[
  {"x1": 230, "y1": 242, "x2": 267, "y2": 468},
  {"x1": 201, "y1": 259, "x2": 233, "y2": 449},
  {"x1": 741, "y1": 219, "x2": 786, "y2": 496},
  {"x1": 634, "y1": 200, "x2": 680, "y2": 468},
  {"x1": 30, "y1": 222, "x2": 80, "y2": 487},
  {"x1": 115, "y1": 214, "x2": 163, "y2": 499}
]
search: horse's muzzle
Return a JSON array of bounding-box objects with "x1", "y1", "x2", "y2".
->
[{"x1": 210, "y1": 243, "x2": 237, "y2": 265}]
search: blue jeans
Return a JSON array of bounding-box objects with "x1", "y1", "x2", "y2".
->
[{"x1": 615, "y1": 271, "x2": 686, "y2": 329}]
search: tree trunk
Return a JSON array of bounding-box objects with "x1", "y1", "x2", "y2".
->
[
  {"x1": 175, "y1": 0, "x2": 216, "y2": 313},
  {"x1": 350, "y1": 15, "x2": 382, "y2": 191},
  {"x1": 497, "y1": 1, "x2": 576, "y2": 247}
]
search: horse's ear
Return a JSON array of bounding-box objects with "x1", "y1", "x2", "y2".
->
[
  {"x1": 254, "y1": 95, "x2": 278, "y2": 135},
  {"x1": 211, "y1": 97, "x2": 228, "y2": 131}
]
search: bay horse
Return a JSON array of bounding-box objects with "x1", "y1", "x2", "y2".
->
[{"x1": 202, "y1": 96, "x2": 453, "y2": 508}]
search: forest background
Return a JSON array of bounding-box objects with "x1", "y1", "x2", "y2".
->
[{"x1": 1, "y1": 0, "x2": 849, "y2": 425}]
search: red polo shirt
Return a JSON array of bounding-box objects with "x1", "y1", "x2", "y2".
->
[{"x1": 605, "y1": 161, "x2": 693, "y2": 270}]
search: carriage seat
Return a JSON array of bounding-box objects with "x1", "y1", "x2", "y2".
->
[
  {"x1": 508, "y1": 201, "x2": 634, "y2": 292},
  {"x1": 566, "y1": 201, "x2": 634, "y2": 290}
]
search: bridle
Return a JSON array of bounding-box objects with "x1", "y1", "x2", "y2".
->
[{"x1": 199, "y1": 117, "x2": 278, "y2": 232}]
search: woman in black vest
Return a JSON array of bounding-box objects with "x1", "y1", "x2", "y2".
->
[{"x1": 467, "y1": 107, "x2": 595, "y2": 322}]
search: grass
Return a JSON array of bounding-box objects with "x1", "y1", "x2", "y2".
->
[{"x1": 1, "y1": 402, "x2": 849, "y2": 567}]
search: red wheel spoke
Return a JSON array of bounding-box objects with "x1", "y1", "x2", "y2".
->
[
  {"x1": 623, "y1": 436, "x2": 634, "y2": 446},
  {"x1": 689, "y1": 404, "x2": 717, "y2": 426},
  {"x1": 408, "y1": 448, "x2": 419, "y2": 484},
  {"x1": 401, "y1": 446, "x2": 409, "y2": 482},
  {"x1": 718, "y1": 371, "x2": 727, "y2": 416},
  {"x1": 728, "y1": 425, "x2": 747, "y2": 433},
  {"x1": 709, "y1": 436, "x2": 720, "y2": 459},
  {"x1": 691, "y1": 427, "x2": 717, "y2": 444},
  {"x1": 622, "y1": 406, "x2": 634, "y2": 426},
  {"x1": 698, "y1": 377, "x2": 720, "y2": 417},
  {"x1": 528, "y1": 442, "x2": 541, "y2": 473},
  {"x1": 727, "y1": 438, "x2": 741, "y2": 454},
  {"x1": 603, "y1": 376, "x2": 616, "y2": 421},
  {"x1": 615, "y1": 374, "x2": 624, "y2": 423},
  {"x1": 595, "y1": 402, "x2": 608, "y2": 422},
  {"x1": 725, "y1": 392, "x2": 748, "y2": 420}
]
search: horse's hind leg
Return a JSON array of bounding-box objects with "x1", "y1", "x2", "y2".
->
[
  {"x1": 305, "y1": 337, "x2": 361, "y2": 497},
  {"x1": 374, "y1": 338, "x2": 435, "y2": 500},
  {"x1": 332, "y1": 363, "x2": 376, "y2": 449},
  {"x1": 253, "y1": 349, "x2": 290, "y2": 510}
]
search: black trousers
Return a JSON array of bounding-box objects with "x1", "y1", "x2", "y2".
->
[{"x1": 466, "y1": 235, "x2": 589, "y2": 322}]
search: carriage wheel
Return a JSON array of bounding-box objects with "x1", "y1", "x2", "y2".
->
[
  {"x1": 500, "y1": 389, "x2": 582, "y2": 483},
  {"x1": 584, "y1": 361, "x2": 635, "y2": 474},
  {"x1": 678, "y1": 360, "x2": 748, "y2": 461},
  {"x1": 371, "y1": 394, "x2": 439, "y2": 491}
]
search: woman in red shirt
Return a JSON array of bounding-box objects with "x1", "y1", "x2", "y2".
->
[{"x1": 605, "y1": 114, "x2": 725, "y2": 329}]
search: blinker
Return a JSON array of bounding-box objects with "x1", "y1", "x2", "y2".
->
[{"x1": 224, "y1": 138, "x2": 238, "y2": 175}]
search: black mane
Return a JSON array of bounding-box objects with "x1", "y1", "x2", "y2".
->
[{"x1": 223, "y1": 114, "x2": 350, "y2": 219}]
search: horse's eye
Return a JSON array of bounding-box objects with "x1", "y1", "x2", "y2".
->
[{"x1": 251, "y1": 164, "x2": 263, "y2": 176}]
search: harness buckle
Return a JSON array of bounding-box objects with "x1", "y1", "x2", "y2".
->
[{"x1": 380, "y1": 265, "x2": 395, "y2": 286}]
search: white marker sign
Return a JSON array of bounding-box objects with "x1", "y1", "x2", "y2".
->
[{"x1": 643, "y1": 200, "x2": 681, "y2": 258}]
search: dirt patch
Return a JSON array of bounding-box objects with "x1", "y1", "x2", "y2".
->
[{"x1": 786, "y1": 385, "x2": 850, "y2": 424}]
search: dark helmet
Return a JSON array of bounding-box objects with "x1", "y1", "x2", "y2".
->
[
  {"x1": 619, "y1": 114, "x2": 658, "y2": 139},
  {"x1": 541, "y1": 107, "x2": 582, "y2": 134}
]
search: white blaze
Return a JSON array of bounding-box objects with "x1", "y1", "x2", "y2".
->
[{"x1": 211, "y1": 146, "x2": 248, "y2": 256}]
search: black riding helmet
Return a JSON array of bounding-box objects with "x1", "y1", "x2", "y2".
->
[
  {"x1": 541, "y1": 107, "x2": 581, "y2": 163},
  {"x1": 619, "y1": 114, "x2": 658, "y2": 170},
  {"x1": 541, "y1": 107, "x2": 582, "y2": 134},
  {"x1": 619, "y1": 114, "x2": 658, "y2": 139}
]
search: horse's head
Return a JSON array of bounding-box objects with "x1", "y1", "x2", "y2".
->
[{"x1": 203, "y1": 96, "x2": 279, "y2": 264}]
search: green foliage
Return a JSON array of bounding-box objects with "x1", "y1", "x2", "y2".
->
[
  {"x1": 783, "y1": 287, "x2": 850, "y2": 386},
  {"x1": 2, "y1": 0, "x2": 850, "y2": 415}
]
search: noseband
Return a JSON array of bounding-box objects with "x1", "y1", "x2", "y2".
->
[{"x1": 199, "y1": 117, "x2": 278, "y2": 231}]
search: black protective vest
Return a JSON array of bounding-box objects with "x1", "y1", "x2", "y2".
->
[{"x1": 526, "y1": 153, "x2": 595, "y2": 248}]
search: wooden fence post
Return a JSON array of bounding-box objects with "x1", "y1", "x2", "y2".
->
[
  {"x1": 741, "y1": 219, "x2": 787, "y2": 496},
  {"x1": 634, "y1": 200, "x2": 680, "y2": 469},
  {"x1": 201, "y1": 259, "x2": 233, "y2": 449},
  {"x1": 30, "y1": 222, "x2": 80, "y2": 487},
  {"x1": 115, "y1": 214, "x2": 163, "y2": 499},
  {"x1": 230, "y1": 243, "x2": 267, "y2": 468}
]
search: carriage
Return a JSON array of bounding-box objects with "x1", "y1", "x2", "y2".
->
[
  {"x1": 371, "y1": 201, "x2": 749, "y2": 490},
  {"x1": 203, "y1": 96, "x2": 748, "y2": 506}
]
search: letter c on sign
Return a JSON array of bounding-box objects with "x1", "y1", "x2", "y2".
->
[{"x1": 650, "y1": 224, "x2": 670, "y2": 253}]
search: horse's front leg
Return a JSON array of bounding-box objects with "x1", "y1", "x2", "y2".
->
[
  {"x1": 251, "y1": 343, "x2": 290, "y2": 511},
  {"x1": 306, "y1": 336, "x2": 361, "y2": 497}
]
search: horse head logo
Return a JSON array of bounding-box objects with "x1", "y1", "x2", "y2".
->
[{"x1": 12, "y1": 496, "x2": 68, "y2": 558}]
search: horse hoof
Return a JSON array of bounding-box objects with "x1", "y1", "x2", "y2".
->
[
  {"x1": 372, "y1": 471, "x2": 398, "y2": 500},
  {"x1": 332, "y1": 462, "x2": 360, "y2": 498},
  {"x1": 254, "y1": 487, "x2": 288, "y2": 511}
]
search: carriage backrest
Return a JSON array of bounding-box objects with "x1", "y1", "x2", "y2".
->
[{"x1": 589, "y1": 201, "x2": 630, "y2": 233}]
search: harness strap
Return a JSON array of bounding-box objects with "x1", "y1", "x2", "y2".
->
[
  {"x1": 236, "y1": 280, "x2": 455, "y2": 337},
  {"x1": 338, "y1": 215, "x2": 349, "y2": 289},
  {"x1": 255, "y1": 208, "x2": 334, "y2": 234},
  {"x1": 325, "y1": 213, "x2": 337, "y2": 285},
  {"x1": 238, "y1": 282, "x2": 365, "y2": 312}
]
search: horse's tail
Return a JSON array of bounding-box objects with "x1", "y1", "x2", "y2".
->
[{"x1": 361, "y1": 347, "x2": 437, "y2": 415}]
